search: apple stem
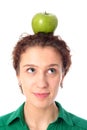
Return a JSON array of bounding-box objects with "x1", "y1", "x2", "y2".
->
[{"x1": 45, "y1": 11, "x2": 48, "y2": 15}]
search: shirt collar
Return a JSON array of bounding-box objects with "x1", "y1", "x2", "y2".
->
[
  {"x1": 55, "y1": 101, "x2": 73, "y2": 126},
  {"x1": 7, "y1": 101, "x2": 73, "y2": 126},
  {"x1": 7, "y1": 102, "x2": 25, "y2": 126}
]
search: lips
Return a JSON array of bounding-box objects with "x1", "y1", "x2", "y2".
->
[{"x1": 33, "y1": 92, "x2": 50, "y2": 99}]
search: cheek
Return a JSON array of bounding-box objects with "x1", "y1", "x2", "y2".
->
[
  {"x1": 20, "y1": 76, "x2": 34, "y2": 93},
  {"x1": 49, "y1": 76, "x2": 62, "y2": 94},
  {"x1": 20, "y1": 73, "x2": 33, "y2": 85},
  {"x1": 49, "y1": 79, "x2": 59, "y2": 94},
  {"x1": 49, "y1": 82, "x2": 59, "y2": 100},
  {"x1": 50, "y1": 76, "x2": 61, "y2": 87}
]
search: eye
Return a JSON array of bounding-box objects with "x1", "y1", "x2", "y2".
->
[
  {"x1": 27, "y1": 68, "x2": 35, "y2": 73},
  {"x1": 48, "y1": 68, "x2": 56, "y2": 74}
]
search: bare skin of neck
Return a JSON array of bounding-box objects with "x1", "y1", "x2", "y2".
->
[{"x1": 24, "y1": 102, "x2": 58, "y2": 130}]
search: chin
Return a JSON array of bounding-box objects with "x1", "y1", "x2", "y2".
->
[{"x1": 33, "y1": 100, "x2": 54, "y2": 109}]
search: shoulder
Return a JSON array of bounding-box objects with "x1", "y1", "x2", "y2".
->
[
  {"x1": 0, "y1": 111, "x2": 14, "y2": 128},
  {"x1": 69, "y1": 112, "x2": 87, "y2": 129},
  {"x1": 0, "y1": 103, "x2": 25, "y2": 128},
  {"x1": 55, "y1": 102, "x2": 87, "y2": 130}
]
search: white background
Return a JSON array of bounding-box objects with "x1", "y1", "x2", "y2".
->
[{"x1": 0, "y1": 0, "x2": 87, "y2": 119}]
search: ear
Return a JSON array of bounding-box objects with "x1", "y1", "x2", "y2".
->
[
  {"x1": 17, "y1": 78, "x2": 23, "y2": 93},
  {"x1": 60, "y1": 73, "x2": 65, "y2": 88},
  {"x1": 19, "y1": 83, "x2": 23, "y2": 93},
  {"x1": 16, "y1": 73, "x2": 23, "y2": 93},
  {"x1": 16, "y1": 73, "x2": 20, "y2": 82}
]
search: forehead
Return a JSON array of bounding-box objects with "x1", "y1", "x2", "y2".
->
[
  {"x1": 20, "y1": 46, "x2": 62, "y2": 67},
  {"x1": 21, "y1": 46, "x2": 61, "y2": 58},
  {"x1": 28, "y1": 45, "x2": 60, "y2": 53}
]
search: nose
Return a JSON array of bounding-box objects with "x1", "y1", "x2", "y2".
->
[{"x1": 37, "y1": 73, "x2": 48, "y2": 88}]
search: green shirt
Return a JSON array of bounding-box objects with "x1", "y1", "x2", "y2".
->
[{"x1": 0, "y1": 101, "x2": 87, "y2": 130}]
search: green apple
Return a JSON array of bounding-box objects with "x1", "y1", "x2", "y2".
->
[{"x1": 31, "y1": 12, "x2": 58, "y2": 34}]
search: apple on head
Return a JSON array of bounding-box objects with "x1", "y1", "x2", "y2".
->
[{"x1": 31, "y1": 12, "x2": 58, "y2": 34}]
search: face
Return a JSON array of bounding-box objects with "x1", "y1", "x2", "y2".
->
[{"x1": 17, "y1": 46, "x2": 64, "y2": 109}]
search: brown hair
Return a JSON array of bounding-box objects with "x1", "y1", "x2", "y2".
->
[{"x1": 12, "y1": 32, "x2": 71, "y2": 75}]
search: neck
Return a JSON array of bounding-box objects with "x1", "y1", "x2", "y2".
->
[{"x1": 24, "y1": 101, "x2": 58, "y2": 129}]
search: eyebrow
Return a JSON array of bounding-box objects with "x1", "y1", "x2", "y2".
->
[
  {"x1": 23, "y1": 64, "x2": 60, "y2": 68},
  {"x1": 48, "y1": 64, "x2": 60, "y2": 67}
]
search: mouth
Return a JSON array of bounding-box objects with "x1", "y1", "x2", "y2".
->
[{"x1": 33, "y1": 92, "x2": 50, "y2": 99}]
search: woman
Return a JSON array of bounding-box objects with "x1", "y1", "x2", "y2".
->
[{"x1": 0, "y1": 33, "x2": 87, "y2": 130}]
